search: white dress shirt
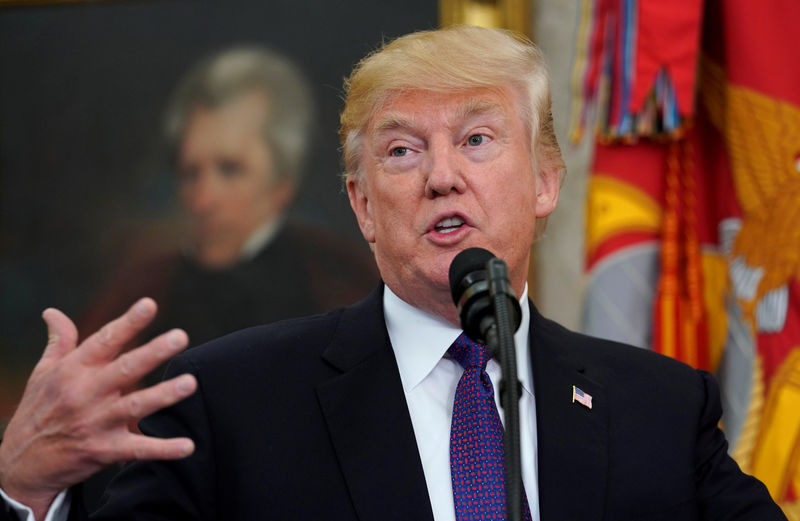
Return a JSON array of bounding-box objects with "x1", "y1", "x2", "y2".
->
[
  {"x1": 384, "y1": 284, "x2": 540, "y2": 521},
  {"x1": 1, "y1": 283, "x2": 540, "y2": 521},
  {"x1": 0, "y1": 487, "x2": 69, "y2": 521}
]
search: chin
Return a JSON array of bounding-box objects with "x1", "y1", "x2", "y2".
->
[
  {"x1": 429, "y1": 256, "x2": 458, "y2": 289},
  {"x1": 194, "y1": 248, "x2": 240, "y2": 269},
  {"x1": 429, "y1": 246, "x2": 482, "y2": 284}
]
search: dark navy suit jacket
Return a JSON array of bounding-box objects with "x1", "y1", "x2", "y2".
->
[{"x1": 20, "y1": 285, "x2": 783, "y2": 520}]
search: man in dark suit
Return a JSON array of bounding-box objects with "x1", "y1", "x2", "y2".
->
[{"x1": 0, "y1": 26, "x2": 786, "y2": 521}]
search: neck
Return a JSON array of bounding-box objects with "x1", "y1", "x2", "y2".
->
[
  {"x1": 385, "y1": 282, "x2": 460, "y2": 327},
  {"x1": 383, "y1": 276, "x2": 529, "y2": 331}
]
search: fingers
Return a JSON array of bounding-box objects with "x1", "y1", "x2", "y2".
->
[
  {"x1": 79, "y1": 298, "x2": 158, "y2": 364},
  {"x1": 40, "y1": 308, "x2": 79, "y2": 361},
  {"x1": 120, "y1": 434, "x2": 195, "y2": 462},
  {"x1": 95, "y1": 329, "x2": 189, "y2": 394},
  {"x1": 105, "y1": 373, "x2": 197, "y2": 426}
]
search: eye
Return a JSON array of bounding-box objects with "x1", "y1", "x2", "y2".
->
[
  {"x1": 467, "y1": 134, "x2": 489, "y2": 146},
  {"x1": 218, "y1": 158, "x2": 244, "y2": 178},
  {"x1": 390, "y1": 146, "x2": 409, "y2": 157}
]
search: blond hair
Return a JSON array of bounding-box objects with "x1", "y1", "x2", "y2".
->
[{"x1": 339, "y1": 25, "x2": 565, "y2": 183}]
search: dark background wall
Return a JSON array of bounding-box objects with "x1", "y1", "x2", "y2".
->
[{"x1": 0, "y1": 0, "x2": 437, "y2": 418}]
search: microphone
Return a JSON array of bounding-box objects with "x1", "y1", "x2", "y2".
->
[
  {"x1": 448, "y1": 247, "x2": 521, "y2": 345},
  {"x1": 449, "y1": 247, "x2": 525, "y2": 521}
]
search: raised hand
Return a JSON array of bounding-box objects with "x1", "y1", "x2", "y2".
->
[{"x1": 0, "y1": 298, "x2": 197, "y2": 519}]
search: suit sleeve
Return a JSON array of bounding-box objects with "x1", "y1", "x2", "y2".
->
[
  {"x1": 90, "y1": 355, "x2": 217, "y2": 521},
  {"x1": 694, "y1": 370, "x2": 787, "y2": 520}
]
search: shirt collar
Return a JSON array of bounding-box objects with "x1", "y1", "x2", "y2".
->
[
  {"x1": 239, "y1": 216, "x2": 284, "y2": 261},
  {"x1": 182, "y1": 217, "x2": 284, "y2": 263},
  {"x1": 384, "y1": 283, "x2": 532, "y2": 395}
]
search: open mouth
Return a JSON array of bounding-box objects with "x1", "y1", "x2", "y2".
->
[{"x1": 434, "y1": 216, "x2": 465, "y2": 234}]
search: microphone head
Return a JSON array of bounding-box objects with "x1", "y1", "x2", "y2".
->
[
  {"x1": 449, "y1": 248, "x2": 497, "y2": 342},
  {"x1": 449, "y1": 247, "x2": 495, "y2": 306}
]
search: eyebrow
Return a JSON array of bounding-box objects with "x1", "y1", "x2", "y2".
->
[
  {"x1": 454, "y1": 98, "x2": 504, "y2": 122},
  {"x1": 372, "y1": 97, "x2": 506, "y2": 136},
  {"x1": 374, "y1": 115, "x2": 415, "y2": 134}
]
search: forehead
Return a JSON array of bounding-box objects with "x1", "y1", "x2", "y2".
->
[
  {"x1": 185, "y1": 91, "x2": 270, "y2": 136},
  {"x1": 366, "y1": 87, "x2": 521, "y2": 136}
]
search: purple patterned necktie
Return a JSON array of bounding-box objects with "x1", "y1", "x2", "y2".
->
[{"x1": 449, "y1": 332, "x2": 532, "y2": 521}]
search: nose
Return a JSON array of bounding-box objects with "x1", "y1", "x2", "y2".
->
[
  {"x1": 423, "y1": 138, "x2": 467, "y2": 198},
  {"x1": 183, "y1": 170, "x2": 219, "y2": 215}
]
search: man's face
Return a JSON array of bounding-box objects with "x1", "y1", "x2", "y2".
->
[
  {"x1": 347, "y1": 87, "x2": 559, "y2": 323},
  {"x1": 177, "y1": 91, "x2": 293, "y2": 268}
]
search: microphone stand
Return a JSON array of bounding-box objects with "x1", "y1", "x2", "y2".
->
[{"x1": 485, "y1": 258, "x2": 524, "y2": 521}]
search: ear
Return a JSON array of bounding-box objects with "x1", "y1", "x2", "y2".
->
[
  {"x1": 534, "y1": 163, "x2": 560, "y2": 218},
  {"x1": 346, "y1": 175, "x2": 376, "y2": 243}
]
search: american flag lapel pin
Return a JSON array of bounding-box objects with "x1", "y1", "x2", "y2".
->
[{"x1": 572, "y1": 385, "x2": 593, "y2": 410}]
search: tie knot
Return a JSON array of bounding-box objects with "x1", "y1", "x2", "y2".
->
[{"x1": 448, "y1": 332, "x2": 490, "y2": 370}]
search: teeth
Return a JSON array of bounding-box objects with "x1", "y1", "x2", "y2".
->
[{"x1": 435, "y1": 216, "x2": 465, "y2": 233}]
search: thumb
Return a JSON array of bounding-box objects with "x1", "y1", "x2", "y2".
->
[{"x1": 41, "y1": 307, "x2": 79, "y2": 360}]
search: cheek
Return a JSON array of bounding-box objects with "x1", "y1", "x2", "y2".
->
[
  {"x1": 371, "y1": 180, "x2": 407, "y2": 220},
  {"x1": 366, "y1": 164, "x2": 424, "y2": 240},
  {"x1": 375, "y1": 192, "x2": 420, "y2": 243},
  {"x1": 248, "y1": 191, "x2": 279, "y2": 218},
  {"x1": 370, "y1": 196, "x2": 398, "y2": 238},
  {"x1": 487, "y1": 172, "x2": 537, "y2": 229},
  {"x1": 216, "y1": 187, "x2": 259, "y2": 222},
  {"x1": 235, "y1": 173, "x2": 269, "y2": 203}
]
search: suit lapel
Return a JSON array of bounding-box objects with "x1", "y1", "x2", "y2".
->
[
  {"x1": 316, "y1": 287, "x2": 435, "y2": 521},
  {"x1": 314, "y1": 291, "x2": 609, "y2": 521},
  {"x1": 531, "y1": 305, "x2": 608, "y2": 521}
]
